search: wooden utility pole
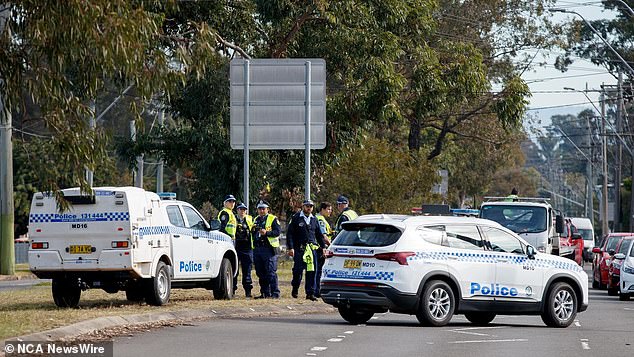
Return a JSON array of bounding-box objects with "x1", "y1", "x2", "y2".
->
[{"x1": 0, "y1": 3, "x2": 15, "y2": 275}]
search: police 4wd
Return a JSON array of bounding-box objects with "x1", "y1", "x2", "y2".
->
[
  {"x1": 28, "y1": 187, "x2": 238, "y2": 307},
  {"x1": 320, "y1": 215, "x2": 588, "y2": 327}
]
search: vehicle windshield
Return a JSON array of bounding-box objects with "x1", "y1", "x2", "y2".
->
[
  {"x1": 480, "y1": 205, "x2": 547, "y2": 234},
  {"x1": 578, "y1": 229, "x2": 593, "y2": 242},
  {"x1": 333, "y1": 223, "x2": 402, "y2": 247}
]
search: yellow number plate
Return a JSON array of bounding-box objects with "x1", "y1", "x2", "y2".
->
[
  {"x1": 343, "y1": 259, "x2": 362, "y2": 269},
  {"x1": 69, "y1": 245, "x2": 92, "y2": 254}
]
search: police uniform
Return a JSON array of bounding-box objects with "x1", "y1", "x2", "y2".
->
[
  {"x1": 334, "y1": 195, "x2": 358, "y2": 236},
  {"x1": 287, "y1": 200, "x2": 326, "y2": 300},
  {"x1": 234, "y1": 203, "x2": 254, "y2": 297},
  {"x1": 315, "y1": 211, "x2": 333, "y2": 298},
  {"x1": 252, "y1": 201, "x2": 282, "y2": 299},
  {"x1": 218, "y1": 194, "x2": 237, "y2": 239}
]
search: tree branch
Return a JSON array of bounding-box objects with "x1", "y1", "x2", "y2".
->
[
  {"x1": 270, "y1": 9, "x2": 319, "y2": 58},
  {"x1": 214, "y1": 32, "x2": 250, "y2": 59}
]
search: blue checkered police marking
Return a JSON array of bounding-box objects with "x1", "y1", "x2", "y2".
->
[
  {"x1": 137, "y1": 225, "x2": 232, "y2": 243},
  {"x1": 375, "y1": 271, "x2": 395, "y2": 281},
  {"x1": 409, "y1": 250, "x2": 583, "y2": 273},
  {"x1": 29, "y1": 212, "x2": 130, "y2": 223}
]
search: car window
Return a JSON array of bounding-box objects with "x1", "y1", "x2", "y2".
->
[
  {"x1": 618, "y1": 239, "x2": 633, "y2": 254},
  {"x1": 166, "y1": 205, "x2": 186, "y2": 227},
  {"x1": 182, "y1": 206, "x2": 206, "y2": 230},
  {"x1": 334, "y1": 223, "x2": 402, "y2": 247},
  {"x1": 426, "y1": 225, "x2": 483, "y2": 251},
  {"x1": 606, "y1": 237, "x2": 620, "y2": 252},
  {"x1": 417, "y1": 226, "x2": 446, "y2": 246},
  {"x1": 630, "y1": 242, "x2": 634, "y2": 258},
  {"x1": 480, "y1": 205, "x2": 547, "y2": 234},
  {"x1": 480, "y1": 226, "x2": 525, "y2": 254}
]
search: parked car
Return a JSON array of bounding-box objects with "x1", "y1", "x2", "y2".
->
[
  {"x1": 559, "y1": 218, "x2": 584, "y2": 266},
  {"x1": 608, "y1": 237, "x2": 634, "y2": 296},
  {"x1": 570, "y1": 217, "x2": 594, "y2": 262},
  {"x1": 616, "y1": 240, "x2": 634, "y2": 301},
  {"x1": 593, "y1": 233, "x2": 633, "y2": 289}
]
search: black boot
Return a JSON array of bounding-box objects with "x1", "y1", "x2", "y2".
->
[{"x1": 291, "y1": 287, "x2": 298, "y2": 298}]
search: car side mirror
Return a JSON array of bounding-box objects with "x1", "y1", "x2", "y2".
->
[
  {"x1": 555, "y1": 215, "x2": 564, "y2": 233},
  {"x1": 614, "y1": 253, "x2": 626, "y2": 260},
  {"x1": 526, "y1": 245, "x2": 536, "y2": 259},
  {"x1": 592, "y1": 247, "x2": 602, "y2": 254},
  {"x1": 209, "y1": 219, "x2": 221, "y2": 231}
]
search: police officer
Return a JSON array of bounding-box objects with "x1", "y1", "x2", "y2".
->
[
  {"x1": 287, "y1": 199, "x2": 326, "y2": 301},
  {"x1": 218, "y1": 194, "x2": 237, "y2": 239},
  {"x1": 315, "y1": 202, "x2": 333, "y2": 298},
  {"x1": 334, "y1": 195, "x2": 358, "y2": 236},
  {"x1": 252, "y1": 200, "x2": 282, "y2": 299},
  {"x1": 234, "y1": 202, "x2": 254, "y2": 298},
  {"x1": 505, "y1": 187, "x2": 519, "y2": 202}
]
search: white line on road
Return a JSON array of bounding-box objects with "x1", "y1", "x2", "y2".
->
[
  {"x1": 449, "y1": 339, "x2": 528, "y2": 344},
  {"x1": 337, "y1": 336, "x2": 346, "y2": 338},
  {"x1": 306, "y1": 354, "x2": 317, "y2": 356},
  {"x1": 580, "y1": 339, "x2": 590, "y2": 350},
  {"x1": 310, "y1": 347, "x2": 328, "y2": 351},
  {"x1": 328, "y1": 338, "x2": 343, "y2": 342},
  {"x1": 452, "y1": 326, "x2": 506, "y2": 331},
  {"x1": 344, "y1": 331, "x2": 354, "y2": 334},
  {"x1": 624, "y1": 308, "x2": 634, "y2": 311}
]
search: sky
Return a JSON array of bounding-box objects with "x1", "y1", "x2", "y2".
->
[{"x1": 521, "y1": 0, "x2": 620, "y2": 123}]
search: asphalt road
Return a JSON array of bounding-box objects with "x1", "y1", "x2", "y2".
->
[
  {"x1": 0, "y1": 279, "x2": 47, "y2": 291},
  {"x1": 113, "y1": 280, "x2": 633, "y2": 357}
]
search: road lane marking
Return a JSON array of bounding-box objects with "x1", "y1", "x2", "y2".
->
[
  {"x1": 337, "y1": 336, "x2": 346, "y2": 338},
  {"x1": 328, "y1": 338, "x2": 343, "y2": 342},
  {"x1": 624, "y1": 308, "x2": 634, "y2": 311},
  {"x1": 449, "y1": 339, "x2": 528, "y2": 344},
  {"x1": 580, "y1": 339, "x2": 590, "y2": 350},
  {"x1": 306, "y1": 354, "x2": 317, "y2": 356},
  {"x1": 310, "y1": 347, "x2": 328, "y2": 351},
  {"x1": 450, "y1": 326, "x2": 504, "y2": 336},
  {"x1": 344, "y1": 331, "x2": 354, "y2": 334}
]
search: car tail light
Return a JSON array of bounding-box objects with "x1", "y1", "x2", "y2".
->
[
  {"x1": 111, "y1": 241, "x2": 129, "y2": 248},
  {"x1": 31, "y1": 242, "x2": 48, "y2": 249},
  {"x1": 373, "y1": 252, "x2": 415, "y2": 265},
  {"x1": 324, "y1": 250, "x2": 334, "y2": 259}
]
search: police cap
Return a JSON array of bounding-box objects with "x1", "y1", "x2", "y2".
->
[
  {"x1": 223, "y1": 194, "x2": 236, "y2": 203},
  {"x1": 336, "y1": 195, "x2": 349, "y2": 204},
  {"x1": 236, "y1": 202, "x2": 247, "y2": 210},
  {"x1": 256, "y1": 200, "x2": 269, "y2": 209},
  {"x1": 302, "y1": 199, "x2": 314, "y2": 207}
]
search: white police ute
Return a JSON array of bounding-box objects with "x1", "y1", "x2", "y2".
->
[
  {"x1": 28, "y1": 187, "x2": 237, "y2": 307},
  {"x1": 320, "y1": 214, "x2": 588, "y2": 327}
]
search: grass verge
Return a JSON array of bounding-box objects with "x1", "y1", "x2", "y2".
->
[{"x1": 0, "y1": 260, "x2": 326, "y2": 341}]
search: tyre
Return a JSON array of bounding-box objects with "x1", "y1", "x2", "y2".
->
[
  {"x1": 52, "y1": 277, "x2": 81, "y2": 308},
  {"x1": 619, "y1": 293, "x2": 630, "y2": 301},
  {"x1": 338, "y1": 306, "x2": 374, "y2": 325},
  {"x1": 125, "y1": 281, "x2": 145, "y2": 302},
  {"x1": 213, "y1": 258, "x2": 234, "y2": 300},
  {"x1": 146, "y1": 261, "x2": 171, "y2": 306},
  {"x1": 464, "y1": 312, "x2": 496, "y2": 326},
  {"x1": 540, "y1": 282, "x2": 577, "y2": 328},
  {"x1": 416, "y1": 280, "x2": 455, "y2": 327}
]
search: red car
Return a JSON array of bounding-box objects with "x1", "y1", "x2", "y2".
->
[
  {"x1": 560, "y1": 219, "x2": 584, "y2": 266},
  {"x1": 607, "y1": 237, "x2": 634, "y2": 296},
  {"x1": 593, "y1": 233, "x2": 634, "y2": 289}
]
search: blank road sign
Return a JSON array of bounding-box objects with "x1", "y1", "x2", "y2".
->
[{"x1": 230, "y1": 59, "x2": 326, "y2": 150}]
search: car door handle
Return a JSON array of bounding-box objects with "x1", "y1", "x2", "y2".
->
[
  {"x1": 193, "y1": 236, "x2": 199, "y2": 239},
  {"x1": 173, "y1": 235, "x2": 180, "y2": 238},
  {"x1": 496, "y1": 258, "x2": 509, "y2": 263},
  {"x1": 447, "y1": 256, "x2": 458, "y2": 260}
]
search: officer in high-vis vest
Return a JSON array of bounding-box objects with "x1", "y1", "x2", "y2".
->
[
  {"x1": 286, "y1": 199, "x2": 326, "y2": 301},
  {"x1": 217, "y1": 194, "x2": 237, "y2": 239},
  {"x1": 252, "y1": 200, "x2": 282, "y2": 299},
  {"x1": 334, "y1": 195, "x2": 358, "y2": 236},
  {"x1": 234, "y1": 202, "x2": 254, "y2": 298},
  {"x1": 315, "y1": 201, "x2": 333, "y2": 298}
]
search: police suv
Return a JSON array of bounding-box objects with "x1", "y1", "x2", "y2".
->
[
  {"x1": 28, "y1": 187, "x2": 237, "y2": 307},
  {"x1": 320, "y1": 214, "x2": 588, "y2": 327}
]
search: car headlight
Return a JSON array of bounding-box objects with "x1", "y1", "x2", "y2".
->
[{"x1": 622, "y1": 264, "x2": 634, "y2": 275}]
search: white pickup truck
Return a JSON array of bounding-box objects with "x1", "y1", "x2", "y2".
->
[{"x1": 28, "y1": 187, "x2": 237, "y2": 307}]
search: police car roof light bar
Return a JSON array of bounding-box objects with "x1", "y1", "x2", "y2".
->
[
  {"x1": 483, "y1": 196, "x2": 550, "y2": 203},
  {"x1": 158, "y1": 192, "x2": 177, "y2": 200}
]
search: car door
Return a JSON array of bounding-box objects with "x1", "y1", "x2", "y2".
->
[
  {"x1": 480, "y1": 225, "x2": 543, "y2": 304},
  {"x1": 166, "y1": 204, "x2": 195, "y2": 279},
  {"x1": 181, "y1": 205, "x2": 215, "y2": 278},
  {"x1": 427, "y1": 224, "x2": 494, "y2": 302}
]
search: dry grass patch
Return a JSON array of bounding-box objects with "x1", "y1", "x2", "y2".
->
[{"x1": 0, "y1": 260, "x2": 325, "y2": 341}]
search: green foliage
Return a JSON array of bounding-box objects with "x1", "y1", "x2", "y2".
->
[{"x1": 317, "y1": 136, "x2": 437, "y2": 214}]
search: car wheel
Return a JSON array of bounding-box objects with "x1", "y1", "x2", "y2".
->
[
  {"x1": 213, "y1": 258, "x2": 234, "y2": 300},
  {"x1": 416, "y1": 280, "x2": 455, "y2": 327},
  {"x1": 540, "y1": 282, "x2": 577, "y2": 328},
  {"x1": 619, "y1": 293, "x2": 631, "y2": 301},
  {"x1": 52, "y1": 277, "x2": 81, "y2": 308},
  {"x1": 146, "y1": 261, "x2": 171, "y2": 306},
  {"x1": 464, "y1": 312, "x2": 496, "y2": 326},
  {"x1": 607, "y1": 286, "x2": 618, "y2": 296},
  {"x1": 338, "y1": 305, "x2": 374, "y2": 324}
]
